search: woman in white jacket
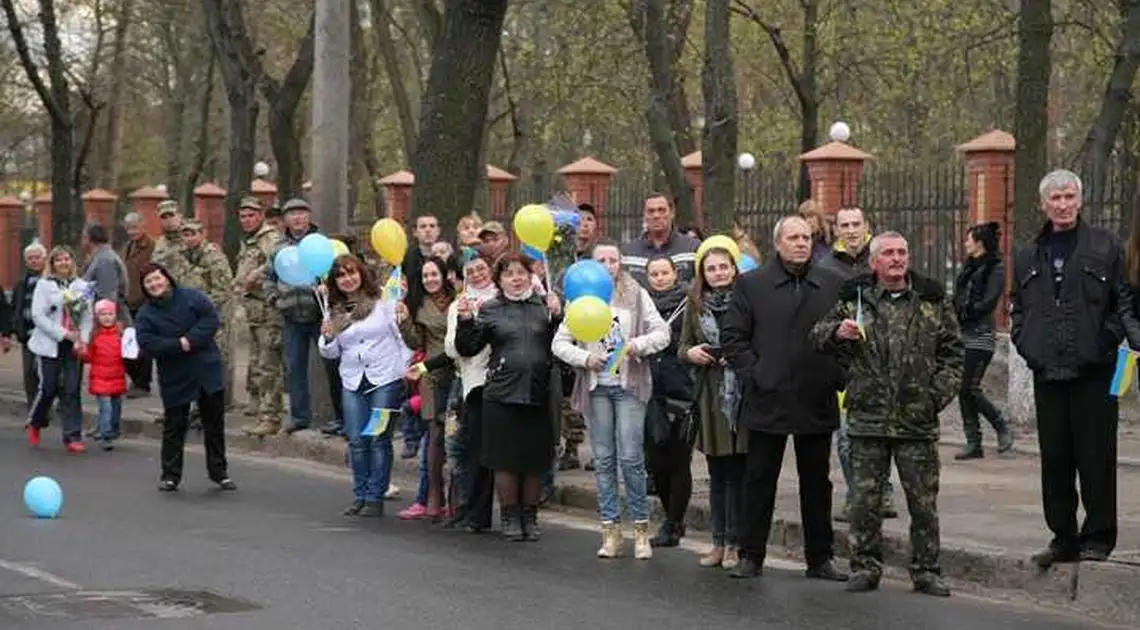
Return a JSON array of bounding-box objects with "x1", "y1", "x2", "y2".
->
[
  {"x1": 552, "y1": 240, "x2": 670, "y2": 560},
  {"x1": 319, "y1": 255, "x2": 411, "y2": 518},
  {"x1": 443, "y1": 253, "x2": 498, "y2": 532},
  {"x1": 26, "y1": 246, "x2": 94, "y2": 453}
]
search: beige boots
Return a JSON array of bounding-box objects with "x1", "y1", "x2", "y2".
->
[
  {"x1": 699, "y1": 545, "x2": 739, "y2": 569},
  {"x1": 597, "y1": 522, "x2": 653, "y2": 560}
]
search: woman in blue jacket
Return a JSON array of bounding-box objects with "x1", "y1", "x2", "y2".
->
[{"x1": 134, "y1": 262, "x2": 235, "y2": 492}]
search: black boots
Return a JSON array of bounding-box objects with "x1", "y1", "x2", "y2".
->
[
  {"x1": 649, "y1": 520, "x2": 685, "y2": 548},
  {"x1": 520, "y1": 505, "x2": 541, "y2": 541},
  {"x1": 500, "y1": 505, "x2": 525, "y2": 542},
  {"x1": 956, "y1": 417, "x2": 1015, "y2": 460}
]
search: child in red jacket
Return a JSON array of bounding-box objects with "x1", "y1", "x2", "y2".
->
[{"x1": 80, "y1": 299, "x2": 127, "y2": 451}]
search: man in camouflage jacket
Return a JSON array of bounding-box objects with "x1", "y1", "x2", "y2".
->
[
  {"x1": 151, "y1": 201, "x2": 185, "y2": 263},
  {"x1": 232, "y1": 197, "x2": 285, "y2": 437},
  {"x1": 810, "y1": 231, "x2": 963, "y2": 597}
]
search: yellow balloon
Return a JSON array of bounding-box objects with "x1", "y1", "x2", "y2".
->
[
  {"x1": 330, "y1": 239, "x2": 350, "y2": 258},
  {"x1": 370, "y1": 218, "x2": 408, "y2": 265},
  {"x1": 565, "y1": 296, "x2": 613, "y2": 343},
  {"x1": 696, "y1": 235, "x2": 742, "y2": 265},
  {"x1": 513, "y1": 204, "x2": 555, "y2": 251}
]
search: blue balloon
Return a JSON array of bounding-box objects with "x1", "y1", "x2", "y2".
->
[
  {"x1": 521, "y1": 244, "x2": 546, "y2": 261},
  {"x1": 739, "y1": 254, "x2": 759, "y2": 273},
  {"x1": 563, "y1": 259, "x2": 613, "y2": 303},
  {"x1": 298, "y1": 233, "x2": 336, "y2": 278},
  {"x1": 274, "y1": 246, "x2": 314, "y2": 287},
  {"x1": 24, "y1": 476, "x2": 63, "y2": 519}
]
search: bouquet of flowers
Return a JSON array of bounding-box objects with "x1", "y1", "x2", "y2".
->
[
  {"x1": 544, "y1": 193, "x2": 582, "y2": 293},
  {"x1": 61, "y1": 279, "x2": 93, "y2": 333}
]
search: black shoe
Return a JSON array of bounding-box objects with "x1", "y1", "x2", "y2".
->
[
  {"x1": 465, "y1": 521, "x2": 489, "y2": 534},
  {"x1": 996, "y1": 425, "x2": 1015, "y2": 453},
  {"x1": 521, "y1": 505, "x2": 541, "y2": 541},
  {"x1": 845, "y1": 571, "x2": 880, "y2": 592},
  {"x1": 214, "y1": 478, "x2": 237, "y2": 491},
  {"x1": 158, "y1": 479, "x2": 179, "y2": 492},
  {"x1": 500, "y1": 505, "x2": 524, "y2": 541},
  {"x1": 100, "y1": 439, "x2": 114, "y2": 452},
  {"x1": 557, "y1": 452, "x2": 580, "y2": 471},
  {"x1": 285, "y1": 423, "x2": 311, "y2": 435},
  {"x1": 443, "y1": 509, "x2": 468, "y2": 529},
  {"x1": 649, "y1": 521, "x2": 682, "y2": 548},
  {"x1": 358, "y1": 502, "x2": 384, "y2": 517},
  {"x1": 954, "y1": 445, "x2": 983, "y2": 460},
  {"x1": 728, "y1": 555, "x2": 763, "y2": 579},
  {"x1": 805, "y1": 560, "x2": 849, "y2": 581},
  {"x1": 1031, "y1": 545, "x2": 1080, "y2": 568},
  {"x1": 913, "y1": 573, "x2": 951, "y2": 597},
  {"x1": 1079, "y1": 548, "x2": 1110, "y2": 562},
  {"x1": 343, "y1": 501, "x2": 365, "y2": 516},
  {"x1": 321, "y1": 423, "x2": 344, "y2": 437}
]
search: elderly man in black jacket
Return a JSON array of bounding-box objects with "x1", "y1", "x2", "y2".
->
[{"x1": 721, "y1": 215, "x2": 847, "y2": 581}]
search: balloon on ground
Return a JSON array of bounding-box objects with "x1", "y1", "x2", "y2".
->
[
  {"x1": 274, "y1": 246, "x2": 314, "y2": 287},
  {"x1": 562, "y1": 260, "x2": 613, "y2": 303},
  {"x1": 24, "y1": 476, "x2": 63, "y2": 519},
  {"x1": 371, "y1": 218, "x2": 408, "y2": 265},
  {"x1": 298, "y1": 233, "x2": 336, "y2": 278},
  {"x1": 513, "y1": 204, "x2": 555, "y2": 251},
  {"x1": 565, "y1": 296, "x2": 613, "y2": 343}
]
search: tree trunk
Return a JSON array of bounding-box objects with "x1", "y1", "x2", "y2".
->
[
  {"x1": 797, "y1": 0, "x2": 820, "y2": 202},
  {"x1": 183, "y1": 51, "x2": 217, "y2": 213},
  {"x1": 1013, "y1": 0, "x2": 1053, "y2": 241},
  {"x1": 371, "y1": 0, "x2": 420, "y2": 161},
  {"x1": 264, "y1": 17, "x2": 316, "y2": 204},
  {"x1": 410, "y1": 0, "x2": 511, "y2": 228},
  {"x1": 312, "y1": 0, "x2": 350, "y2": 233},
  {"x1": 98, "y1": 0, "x2": 133, "y2": 190},
  {"x1": 701, "y1": 0, "x2": 738, "y2": 232}
]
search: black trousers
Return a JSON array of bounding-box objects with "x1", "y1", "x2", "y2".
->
[
  {"x1": 1033, "y1": 371, "x2": 1118, "y2": 554},
  {"x1": 162, "y1": 388, "x2": 228, "y2": 483},
  {"x1": 739, "y1": 430, "x2": 835, "y2": 566},
  {"x1": 958, "y1": 349, "x2": 1005, "y2": 442},
  {"x1": 646, "y1": 426, "x2": 692, "y2": 524},
  {"x1": 124, "y1": 308, "x2": 153, "y2": 391},
  {"x1": 462, "y1": 388, "x2": 495, "y2": 528},
  {"x1": 20, "y1": 345, "x2": 40, "y2": 408}
]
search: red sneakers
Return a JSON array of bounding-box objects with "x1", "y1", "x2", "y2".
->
[
  {"x1": 65, "y1": 442, "x2": 87, "y2": 454},
  {"x1": 25, "y1": 426, "x2": 40, "y2": 447}
]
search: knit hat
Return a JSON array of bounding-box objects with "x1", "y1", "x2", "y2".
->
[{"x1": 95, "y1": 299, "x2": 117, "y2": 315}]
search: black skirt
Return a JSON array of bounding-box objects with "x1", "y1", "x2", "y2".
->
[{"x1": 481, "y1": 399, "x2": 555, "y2": 473}]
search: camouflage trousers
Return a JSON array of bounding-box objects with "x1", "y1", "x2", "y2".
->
[
  {"x1": 848, "y1": 437, "x2": 941, "y2": 579},
  {"x1": 246, "y1": 320, "x2": 285, "y2": 422},
  {"x1": 559, "y1": 396, "x2": 585, "y2": 450}
]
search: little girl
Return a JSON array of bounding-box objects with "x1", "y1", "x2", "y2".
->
[{"x1": 80, "y1": 299, "x2": 127, "y2": 451}]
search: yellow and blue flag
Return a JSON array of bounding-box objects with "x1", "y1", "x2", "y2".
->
[
  {"x1": 383, "y1": 267, "x2": 404, "y2": 302},
  {"x1": 1110, "y1": 345, "x2": 1137, "y2": 398},
  {"x1": 361, "y1": 408, "x2": 398, "y2": 437}
]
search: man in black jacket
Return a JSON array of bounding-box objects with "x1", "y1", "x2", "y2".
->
[
  {"x1": 11, "y1": 241, "x2": 47, "y2": 408},
  {"x1": 721, "y1": 215, "x2": 847, "y2": 581},
  {"x1": 1011, "y1": 169, "x2": 1140, "y2": 567}
]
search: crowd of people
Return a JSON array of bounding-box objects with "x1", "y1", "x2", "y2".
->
[{"x1": 0, "y1": 167, "x2": 1130, "y2": 599}]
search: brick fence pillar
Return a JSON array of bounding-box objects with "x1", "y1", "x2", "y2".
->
[
  {"x1": 379, "y1": 171, "x2": 415, "y2": 223},
  {"x1": 557, "y1": 156, "x2": 617, "y2": 233},
  {"x1": 33, "y1": 193, "x2": 52, "y2": 248},
  {"x1": 252, "y1": 178, "x2": 279, "y2": 209},
  {"x1": 957, "y1": 129, "x2": 1016, "y2": 331},
  {"x1": 194, "y1": 182, "x2": 227, "y2": 245},
  {"x1": 0, "y1": 196, "x2": 22, "y2": 288},
  {"x1": 486, "y1": 164, "x2": 518, "y2": 219},
  {"x1": 798, "y1": 141, "x2": 873, "y2": 216},
  {"x1": 128, "y1": 186, "x2": 170, "y2": 239},
  {"x1": 82, "y1": 189, "x2": 118, "y2": 229},
  {"x1": 681, "y1": 151, "x2": 704, "y2": 228}
]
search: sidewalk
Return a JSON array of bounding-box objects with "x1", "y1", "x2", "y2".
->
[{"x1": 1, "y1": 347, "x2": 1138, "y2": 625}]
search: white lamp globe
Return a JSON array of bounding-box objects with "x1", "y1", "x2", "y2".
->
[
  {"x1": 155, "y1": 184, "x2": 168, "y2": 193},
  {"x1": 253, "y1": 161, "x2": 270, "y2": 178},
  {"x1": 829, "y1": 121, "x2": 851, "y2": 143},
  {"x1": 737, "y1": 152, "x2": 756, "y2": 170},
  {"x1": 18, "y1": 190, "x2": 31, "y2": 202}
]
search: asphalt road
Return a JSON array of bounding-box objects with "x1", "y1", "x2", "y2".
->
[{"x1": 0, "y1": 418, "x2": 1115, "y2": 630}]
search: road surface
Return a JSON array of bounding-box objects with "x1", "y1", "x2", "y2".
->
[{"x1": 0, "y1": 417, "x2": 1114, "y2": 630}]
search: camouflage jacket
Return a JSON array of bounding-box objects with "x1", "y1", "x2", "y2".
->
[
  {"x1": 152, "y1": 231, "x2": 184, "y2": 263},
  {"x1": 234, "y1": 223, "x2": 281, "y2": 303},
  {"x1": 809, "y1": 271, "x2": 964, "y2": 441},
  {"x1": 165, "y1": 242, "x2": 234, "y2": 315}
]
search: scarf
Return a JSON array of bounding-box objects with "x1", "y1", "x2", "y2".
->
[
  {"x1": 464, "y1": 282, "x2": 498, "y2": 312},
  {"x1": 329, "y1": 293, "x2": 378, "y2": 335},
  {"x1": 697, "y1": 287, "x2": 739, "y2": 432},
  {"x1": 648, "y1": 283, "x2": 686, "y2": 322},
  {"x1": 429, "y1": 291, "x2": 452, "y2": 314}
]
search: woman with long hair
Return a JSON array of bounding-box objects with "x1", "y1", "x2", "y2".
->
[
  {"x1": 798, "y1": 199, "x2": 832, "y2": 263},
  {"x1": 455, "y1": 252, "x2": 561, "y2": 541},
  {"x1": 397, "y1": 256, "x2": 457, "y2": 521},
  {"x1": 678, "y1": 246, "x2": 747, "y2": 569},
  {"x1": 26, "y1": 246, "x2": 94, "y2": 452},
  {"x1": 553, "y1": 241, "x2": 670, "y2": 560},
  {"x1": 319, "y1": 255, "x2": 411, "y2": 516},
  {"x1": 952, "y1": 222, "x2": 1014, "y2": 459}
]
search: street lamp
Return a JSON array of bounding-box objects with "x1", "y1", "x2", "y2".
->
[
  {"x1": 155, "y1": 184, "x2": 168, "y2": 194},
  {"x1": 18, "y1": 190, "x2": 31, "y2": 203},
  {"x1": 829, "y1": 121, "x2": 851, "y2": 143},
  {"x1": 254, "y1": 161, "x2": 270, "y2": 178},
  {"x1": 737, "y1": 152, "x2": 756, "y2": 171}
]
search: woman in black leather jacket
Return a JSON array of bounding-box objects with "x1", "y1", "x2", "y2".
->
[{"x1": 455, "y1": 252, "x2": 561, "y2": 542}]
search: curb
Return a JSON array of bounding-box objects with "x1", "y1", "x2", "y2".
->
[
  {"x1": 4, "y1": 393, "x2": 1138, "y2": 627},
  {"x1": 937, "y1": 436, "x2": 1140, "y2": 470}
]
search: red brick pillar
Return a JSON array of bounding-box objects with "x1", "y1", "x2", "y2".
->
[
  {"x1": 128, "y1": 186, "x2": 170, "y2": 239},
  {"x1": 0, "y1": 196, "x2": 22, "y2": 288},
  {"x1": 486, "y1": 164, "x2": 518, "y2": 219},
  {"x1": 193, "y1": 182, "x2": 227, "y2": 245},
  {"x1": 798, "y1": 141, "x2": 873, "y2": 216},
  {"x1": 252, "y1": 178, "x2": 278, "y2": 209},
  {"x1": 681, "y1": 151, "x2": 704, "y2": 228},
  {"x1": 379, "y1": 170, "x2": 415, "y2": 223},
  {"x1": 82, "y1": 189, "x2": 118, "y2": 229},
  {"x1": 958, "y1": 129, "x2": 1016, "y2": 331},
  {"x1": 557, "y1": 156, "x2": 617, "y2": 233},
  {"x1": 34, "y1": 193, "x2": 53, "y2": 248}
]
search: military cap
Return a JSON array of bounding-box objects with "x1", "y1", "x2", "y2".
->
[{"x1": 157, "y1": 200, "x2": 180, "y2": 217}]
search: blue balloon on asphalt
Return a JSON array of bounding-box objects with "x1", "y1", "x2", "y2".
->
[
  {"x1": 24, "y1": 476, "x2": 63, "y2": 519},
  {"x1": 739, "y1": 254, "x2": 759, "y2": 273},
  {"x1": 298, "y1": 233, "x2": 336, "y2": 278},
  {"x1": 274, "y1": 246, "x2": 314, "y2": 287},
  {"x1": 563, "y1": 259, "x2": 613, "y2": 303}
]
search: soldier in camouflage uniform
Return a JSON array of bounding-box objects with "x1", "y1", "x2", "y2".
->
[
  {"x1": 151, "y1": 201, "x2": 185, "y2": 263},
  {"x1": 810, "y1": 231, "x2": 963, "y2": 597},
  {"x1": 233, "y1": 197, "x2": 285, "y2": 437},
  {"x1": 165, "y1": 219, "x2": 235, "y2": 374}
]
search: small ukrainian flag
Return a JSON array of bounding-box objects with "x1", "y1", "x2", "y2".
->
[
  {"x1": 1109, "y1": 345, "x2": 1137, "y2": 398},
  {"x1": 361, "y1": 408, "x2": 399, "y2": 436}
]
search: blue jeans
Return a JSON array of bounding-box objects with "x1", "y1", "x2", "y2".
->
[
  {"x1": 401, "y1": 403, "x2": 424, "y2": 451},
  {"x1": 415, "y1": 432, "x2": 429, "y2": 506},
  {"x1": 587, "y1": 385, "x2": 650, "y2": 523},
  {"x1": 707, "y1": 453, "x2": 745, "y2": 547},
  {"x1": 341, "y1": 379, "x2": 399, "y2": 503},
  {"x1": 836, "y1": 411, "x2": 893, "y2": 504},
  {"x1": 96, "y1": 395, "x2": 122, "y2": 440},
  {"x1": 284, "y1": 321, "x2": 344, "y2": 428}
]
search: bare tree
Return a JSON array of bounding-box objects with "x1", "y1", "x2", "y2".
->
[
  {"x1": 262, "y1": 16, "x2": 316, "y2": 202},
  {"x1": 1013, "y1": 0, "x2": 1053, "y2": 241},
  {"x1": 702, "y1": 0, "x2": 738, "y2": 231}
]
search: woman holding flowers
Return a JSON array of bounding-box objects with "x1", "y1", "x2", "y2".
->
[{"x1": 26, "y1": 246, "x2": 94, "y2": 453}]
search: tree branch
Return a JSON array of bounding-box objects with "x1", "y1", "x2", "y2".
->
[
  {"x1": 1, "y1": 0, "x2": 64, "y2": 124},
  {"x1": 730, "y1": 0, "x2": 808, "y2": 109}
]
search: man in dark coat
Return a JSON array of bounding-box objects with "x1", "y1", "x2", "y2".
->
[{"x1": 721, "y1": 215, "x2": 848, "y2": 581}]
